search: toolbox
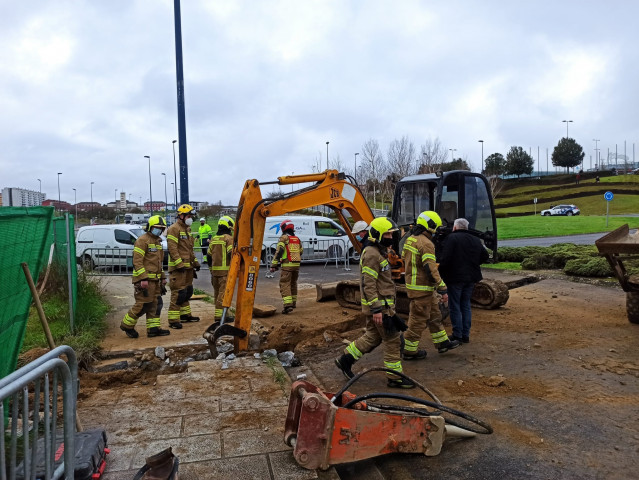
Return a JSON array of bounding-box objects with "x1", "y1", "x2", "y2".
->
[{"x1": 16, "y1": 428, "x2": 109, "y2": 480}]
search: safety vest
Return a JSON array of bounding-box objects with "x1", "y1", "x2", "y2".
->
[{"x1": 284, "y1": 236, "x2": 302, "y2": 266}]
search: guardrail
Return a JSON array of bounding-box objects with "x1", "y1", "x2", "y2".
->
[
  {"x1": 77, "y1": 247, "x2": 135, "y2": 275},
  {"x1": 0, "y1": 346, "x2": 78, "y2": 480},
  {"x1": 261, "y1": 238, "x2": 352, "y2": 271}
]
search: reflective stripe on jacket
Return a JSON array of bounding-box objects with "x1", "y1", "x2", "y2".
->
[
  {"x1": 359, "y1": 244, "x2": 396, "y2": 315},
  {"x1": 208, "y1": 233, "x2": 233, "y2": 276},
  {"x1": 166, "y1": 219, "x2": 197, "y2": 272},
  {"x1": 132, "y1": 232, "x2": 165, "y2": 284},
  {"x1": 401, "y1": 231, "x2": 446, "y2": 298}
]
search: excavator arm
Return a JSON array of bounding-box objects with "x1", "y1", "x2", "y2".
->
[{"x1": 208, "y1": 170, "x2": 374, "y2": 353}]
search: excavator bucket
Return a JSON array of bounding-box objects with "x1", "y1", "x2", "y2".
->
[{"x1": 203, "y1": 321, "x2": 247, "y2": 357}]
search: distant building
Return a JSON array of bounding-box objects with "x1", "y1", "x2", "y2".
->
[
  {"x1": 143, "y1": 201, "x2": 166, "y2": 212},
  {"x1": 2, "y1": 187, "x2": 46, "y2": 207},
  {"x1": 42, "y1": 199, "x2": 72, "y2": 211},
  {"x1": 189, "y1": 201, "x2": 209, "y2": 210},
  {"x1": 75, "y1": 202, "x2": 102, "y2": 212}
]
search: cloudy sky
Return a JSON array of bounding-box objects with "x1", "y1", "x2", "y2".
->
[{"x1": 1, "y1": 0, "x2": 637, "y2": 206}]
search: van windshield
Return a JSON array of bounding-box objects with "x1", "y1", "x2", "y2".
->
[{"x1": 130, "y1": 229, "x2": 144, "y2": 238}]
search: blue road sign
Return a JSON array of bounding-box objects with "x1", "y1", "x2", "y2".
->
[{"x1": 604, "y1": 191, "x2": 613, "y2": 201}]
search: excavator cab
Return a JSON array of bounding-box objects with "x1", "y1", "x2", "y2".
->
[{"x1": 391, "y1": 170, "x2": 497, "y2": 256}]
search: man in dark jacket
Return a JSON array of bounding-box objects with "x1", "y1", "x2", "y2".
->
[{"x1": 438, "y1": 218, "x2": 489, "y2": 343}]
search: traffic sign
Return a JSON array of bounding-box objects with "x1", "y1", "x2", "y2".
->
[
  {"x1": 604, "y1": 191, "x2": 613, "y2": 201},
  {"x1": 533, "y1": 197, "x2": 538, "y2": 204}
]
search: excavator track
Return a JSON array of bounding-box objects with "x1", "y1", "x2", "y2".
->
[{"x1": 335, "y1": 278, "x2": 509, "y2": 314}]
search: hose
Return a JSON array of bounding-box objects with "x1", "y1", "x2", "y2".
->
[{"x1": 331, "y1": 367, "x2": 493, "y2": 435}]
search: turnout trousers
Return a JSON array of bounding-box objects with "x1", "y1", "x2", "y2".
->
[
  {"x1": 168, "y1": 269, "x2": 194, "y2": 324},
  {"x1": 344, "y1": 315, "x2": 403, "y2": 378},
  {"x1": 211, "y1": 274, "x2": 228, "y2": 320},
  {"x1": 121, "y1": 280, "x2": 162, "y2": 330},
  {"x1": 279, "y1": 268, "x2": 299, "y2": 307},
  {"x1": 404, "y1": 294, "x2": 450, "y2": 355}
]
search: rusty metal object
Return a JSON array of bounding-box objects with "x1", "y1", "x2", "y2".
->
[
  {"x1": 284, "y1": 380, "x2": 445, "y2": 470},
  {"x1": 335, "y1": 278, "x2": 509, "y2": 313}
]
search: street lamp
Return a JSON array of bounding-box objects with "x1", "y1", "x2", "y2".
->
[
  {"x1": 171, "y1": 182, "x2": 176, "y2": 210},
  {"x1": 562, "y1": 120, "x2": 573, "y2": 138},
  {"x1": 144, "y1": 155, "x2": 153, "y2": 213},
  {"x1": 161, "y1": 173, "x2": 168, "y2": 215},
  {"x1": 72, "y1": 188, "x2": 77, "y2": 219},
  {"x1": 478, "y1": 140, "x2": 484, "y2": 173},
  {"x1": 593, "y1": 139, "x2": 601, "y2": 170},
  {"x1": 449, "y1": 149, "x2": 457, "y2": 162},
  {"x1": 37, "y1": 178, "x2": 41, "y2": 193},
  {"x1": 354, "y1": 153, "x2": 359, "y2": 183},
  {"x1": 57, "y1": 173, "x2": 62, "y2": 213},
  {"x1": 326, "y1": 142, "x2": 330, "y2": 170},
  {"x1": 172, "y1": 140, "x2": 178, "y2": 209},
  {"x1": 90, "y1": 182, "x2": 94, "y2": 219}
]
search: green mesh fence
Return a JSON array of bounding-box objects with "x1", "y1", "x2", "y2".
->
[{"x1": 0, "y1": 208, "x2": 77, "y2": 382}]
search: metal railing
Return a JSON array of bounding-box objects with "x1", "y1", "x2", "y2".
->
[
  {"x1": 261, "y1": 238, "x2": 351, "y2": 271},
  {"x1": 0, "y1": 346, "x2": 78, "y2": 480},
  {"x1": 77, "y1": 247, "x2": 135, "y2": 275}
]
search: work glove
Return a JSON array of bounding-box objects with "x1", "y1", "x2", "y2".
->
[
  {"x1": 439, "y1": 302, "x2": 450, "y2": 321},
  {"x1": 382, "y1": 314, "x2": 397, "y2": 335},
  {"x1": 194, "y1": 264, "x2": 201, "y2": 272},
  {"x1": 161, "y1": 285, "x2": 167, "y2": 295},
  {"x1": 193, "y1": 270, "x2": 198, "y2": 279},
  {"x1": 391, "y1": 314, "x2": 408, "y2": 332},
  {"x1": 270, "y1": 266, "x2": 279, "y2": 273}
]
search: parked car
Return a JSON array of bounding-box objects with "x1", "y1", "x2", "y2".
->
[
  {"x1": 76, "y1": 224, "x2": 167, "y2": 270},
  {"x1": 540, "y1": 204, "x2": 580, "y2": 216}
]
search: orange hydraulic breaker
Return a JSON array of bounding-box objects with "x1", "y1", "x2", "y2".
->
[{"x1": 284, "y1": 380, "x2": 446, "y2": 470}]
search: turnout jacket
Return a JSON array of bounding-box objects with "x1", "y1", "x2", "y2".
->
[
  {"x1": 131, "y1": 232, "x2": 165, "y2": 284},
  {"x1": 208, "y1": 233, "x2": 233, "y2": 277},
  {"x1": 272, "y1": 234, "x2": 303, "y2": 271},
  {"x1": 401, "y1": 230, "x2": 447, "y2": 298},
  {"x1": 166, "y1": 219, "x2": 199, "y2": 272},
  {"x1": 359, "y1": 242, "x2": 396, "y2": 315}
]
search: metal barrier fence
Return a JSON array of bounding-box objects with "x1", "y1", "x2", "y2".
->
[
  {"x1": 261, "y1": 238, "x2": 351, "y2": 271},
  {"x1": 0, "y1": 346, "x2": 78, "y2": 480}
]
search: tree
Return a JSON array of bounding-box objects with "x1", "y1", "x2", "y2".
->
[
  {"x1": 484, "y1": 153, "x2": 507, "y2": 177},
  {"x1": 387, "y1": 135, "x2": 416, "y2": 179},
  {"x1": 418, "y1": 137, "x2": 449, "y2": 173},
  {"x1": 360, "y1": 138, "x2": 386, "y2": 207},
  {"x1": 438, "y1": 158, "x2": 471, "y2": 172},
  {"x1": 506, "y1": 146, "x2": 534, "y2": 178},
  {"x1": 552, "y1": 138, "x2": 585, "y2": 173}
]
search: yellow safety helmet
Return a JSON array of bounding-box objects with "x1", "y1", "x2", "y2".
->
[
  {"x1": 218, "y1": 215, "x2": 234, "y2": 229},
  {"x1": 369, "y1": 217, "x2": 398, "y2": 243},
  {"x1": 177, "y1": 204, "x2": 196, "y2": 216},
  {"x1": 146, "y1": 215, "x2": 167, "y2": 232},
  {"x1": 416, "y1": 211, "x2": 442, "y2": 233}
]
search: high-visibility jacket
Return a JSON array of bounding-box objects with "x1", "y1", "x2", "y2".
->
[
  {"x1": 197, "y1": 223, "x2": 213, "y2": 245},
  {"x1": 166, "y1": 219, "x2": 198, "y2": 272},
  {"x1": 208, "y1": 233, "x2": 233, "y2": 277},
  {"x1": 401, "y1": 231, "x2": 447, "y2": 298},
  {"x1": 272, "y1": 234, "x2": 303, "y2": 271},
  {"x1": 131, "y1": 232, "x2": 165, "y2": 284},
  {"x1": 359, "y1": 243, "x2": 396, "y2": 315}
]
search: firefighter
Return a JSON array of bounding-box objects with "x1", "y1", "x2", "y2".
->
[
  {"x1": 270, "y1": 219, "x2": 303, "y2": 314},
  {"x1": 196, "y1": 217, "x2": 213, "y2": 265},
  {"x1": 120, "y1": 215, "x2": 170, "y2": 338},
  {"x1": 335, "y1": 217, "x2": 415, "y2": 389},
  {"x1": 401, "y1": 210, "x2": 460, "y2": 359},
  {"x1": 166, "y1": 204, "x2": 200, "y2": 328},
  {"x1": 208, "y1": 215, "x2": 234, "y2": 322}
]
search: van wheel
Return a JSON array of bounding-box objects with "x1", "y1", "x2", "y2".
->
[
  {"x1": 348, "y1": 247, "x2": 360, "y2": 264},
  {"x1": 566, "y1": 211, "x2": 573, "y2": 216},
  {"x1": 326, "y1": 244, "x2": 343, "y2": 259},
  {"x1": 543, "y1": 212, "x2": 551, "y2": 216},
  {"x1": 82, "y1": 255, "x2": 94, "y2": 270}
]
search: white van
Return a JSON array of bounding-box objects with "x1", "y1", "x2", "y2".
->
[
  {"x1": 261, "y1": 215, "x2": 354, "y2": 264},
  {"x1": 76, "y1": 224, "x2": 167, "y2": 270}
]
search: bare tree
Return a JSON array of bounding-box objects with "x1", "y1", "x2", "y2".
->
[
  {"x1": 387, "y1": 136, "x2": 416, "y2": 179},
  {"x1": 331, "y1": 153, "x2": 346, "y2": 174},
  {"x1": 418, "y1": 137, "x2": 449, "y2": 173},
  {"x1": 488, "y1": 176, "x2": 505, "y2": 199},
  {"x1": 360, "y1": 138, "x2": 385, "y2": 208}
]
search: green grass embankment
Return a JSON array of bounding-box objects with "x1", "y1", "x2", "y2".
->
[{"x1": 496, "y1": 216, "x2": 639, "y2": 240}]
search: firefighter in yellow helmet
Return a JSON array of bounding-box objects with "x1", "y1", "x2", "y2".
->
[
  {"x1": 270, "y1": 220, "x2": 303, "y2": 314},
  {"x1": 401, "y1": 210, "x2": 460, "y2": 359},
  {"x1": 208, "y1": 215, "x2": 235, "y2": 322},
  {"x1": 166, "y1": 204, "x2": 200, "y2": 328},
  {"x1": 335, "y1": 217, "x2": 415, "y2": 388},
  {"x1": 120, "y1": 215, "x2": 171, "y2": 338}
]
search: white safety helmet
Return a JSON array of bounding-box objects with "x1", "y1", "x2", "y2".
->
[{"x1": 352, "y1": 221, "x2": 370, "y2": 234}]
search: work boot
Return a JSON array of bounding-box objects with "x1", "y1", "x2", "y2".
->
[
  {"x1": 437, "y1": 339, "x2": 461, "y2": 353},
  {"x1": 147, "y1": 327, "x2": 170, "y2": 337},
  {"x1": 335, "y1": 354, "x2": 356, "y2": 380},
  {"x1": 462, "y1": 336, "x2": 470, "y2": 343},
  {"x1": 120, "y1": 325, "x2": 139, "y2": 338},
  {"x1": 387, "y1": 377, "x2": 415, "y2": 389},
  {"x1": 169, "y1": 322, "x2": 183, "y2": 329},
  {"x1": 282, "y1": 306, "x2": 294, "y2": 314},
  {"x1": 292, "y1": 302, "x2": 297, "y2": 309},
  {"x1": 180, "y1": 315, "x2": 200, "y2": 322},
  {"x1": 403, "y1": 349, "x2": 427, "y2": 361}
]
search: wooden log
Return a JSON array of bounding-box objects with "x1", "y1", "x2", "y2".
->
[{"x1": 316, "y1": 282, "x2": 338, "y2": 302}]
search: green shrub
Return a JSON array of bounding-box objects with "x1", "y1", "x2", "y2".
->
[{"x1": 564, "y1": 257, "x2": 613, "y2": 277}]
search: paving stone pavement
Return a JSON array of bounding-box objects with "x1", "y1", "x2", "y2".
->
[{"x1": 79, "y1": 356, "x2": 338, "y2": 480}]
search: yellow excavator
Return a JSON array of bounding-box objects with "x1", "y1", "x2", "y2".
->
[{"x1": 204, "y1": 169, "x2": 508, "y2": 352}]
